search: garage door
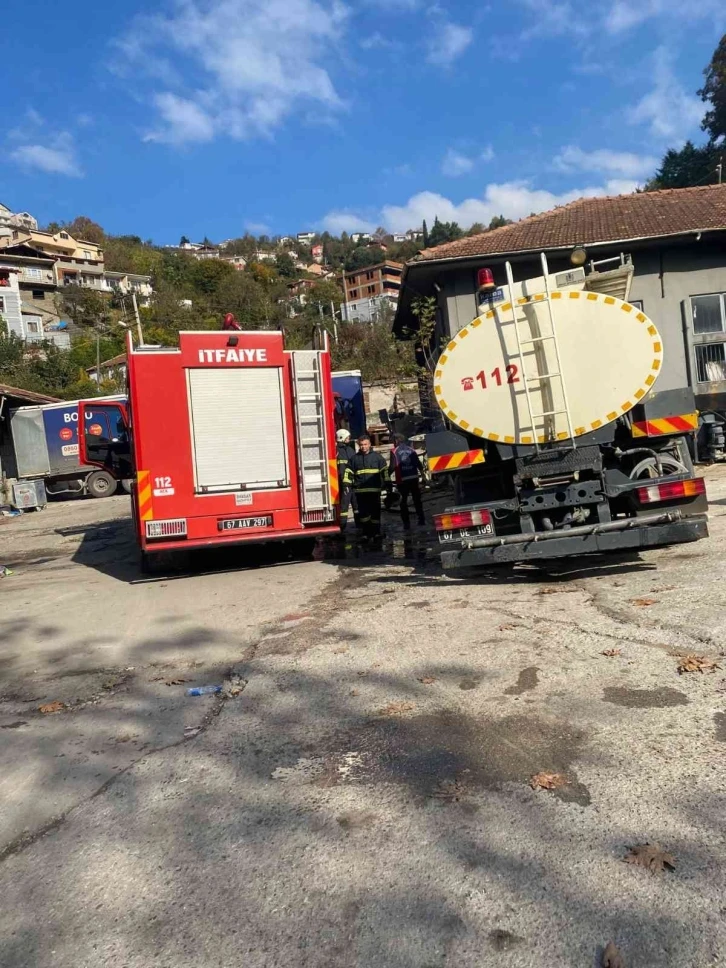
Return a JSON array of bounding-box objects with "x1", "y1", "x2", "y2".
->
[{"x1": 188, "y1": 368, "x2": 289, "y2": 491}]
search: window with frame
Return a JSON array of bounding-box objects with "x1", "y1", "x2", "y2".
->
[
  {"x1": 24, "y1": 316, "x2": 42, "y2": 334},
  {"x1": 32, "y1": 290, "x2": 45, "y2": 300},
  {"x1": 691, "y1": 292, "x2": 726, "y2": 383},
  {"x1": 25, "y1": 267, "x2": 42, "y2": 280},
  {"x1": 0, "y1": 295, "x2": 5, "y2": 311},
  {"x1": 630, "y1": 299, "x2": 644, "y2": 312}
]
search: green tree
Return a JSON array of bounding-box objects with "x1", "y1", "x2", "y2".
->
[
  {"x1": 65, "y1": 216, "x2": 105, "y2": 244},
  {"x1": 488, "y1": 214, "x2": 511, "y2": 230},
  {"x1": 345, "y1": 246, "x2": 386, "y2": 270},
  {"x1": 59, "y1": 285, "x2": 111, "y2": 329},
  {"x1": 699, "y1": 33, "x2": 726, "y2": 144},
  {"x1": 275, "y1": 252, "x2": 297, "y2": 278},
  {"x1": 467, "y1": 222, "x2": 486, "y2": 236},
  {"x1": 645, "y1": 141, "x2": 721, "y2": 190},
  {"x1": 422, "y1": 220, "x2": 429, "y2": 247},
  {"x1": 427, "y1": 216, "x2": 463, "y2": 247}
]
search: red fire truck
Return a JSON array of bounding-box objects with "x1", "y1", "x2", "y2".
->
[{"x1": 78, "y1": 329, "x2": 340, "y2": 568}]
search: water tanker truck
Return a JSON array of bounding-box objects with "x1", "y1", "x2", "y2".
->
[{"x1": 426, "y1": 253, "x2": 708, "y2": 571}]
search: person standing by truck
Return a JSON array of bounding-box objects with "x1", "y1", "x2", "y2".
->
[
  {"x1": 336, "y1": 428, "x2": 357, "y2": 530},
  {"x1": 344, "y1": 434, "x2": 391, "y2": 540},
  {"x1": 389, "y1": 434, "x2": 425, "y2": 530}
]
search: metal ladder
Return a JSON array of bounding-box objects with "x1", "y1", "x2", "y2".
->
[
  {"x1": 505, "y1": 252, "x2": 577, "y2": 451},
  {"x1": 291, "y1": 351, "x2": 332, "y2": 512}
]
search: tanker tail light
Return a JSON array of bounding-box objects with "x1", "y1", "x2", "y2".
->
[{"x1": 637, "y1": 478, "x2": 706, "y2": 505}]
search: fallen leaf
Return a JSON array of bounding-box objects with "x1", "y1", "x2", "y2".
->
[
  {"x1": 417, "y1": 676, "x2": 437, "y2": 684},
  {"x1": 677, "y1": 655, "x2": 720, "y2": 674},
  {"x1": 332, "y1": 647, "x2": 349, "y2": 655},
  {"x1": 539, "y1": 587, "x2": 559, "y2": 595},
  {"x1": 601, "y1": 648, "x2": 622, "y2": 658},
  {"x1": 349, "y1": 689, "x2": 360, "y2": 697},
  {"x1": 38, "y1": 701, "x2": 65, "y2": 714},
  {"x1": 499, "y1": 623, "x2": 519, "y2": 631},
  {"x1": 164, "y1": 678, "x2": 189, "y2": 686},
  {"x1": 530, "y1": 771, "x2": 566, "y2": 790},
  {"x1": 630, "y1": 597, "x2": 658, "y2": 607},
  {"x1": 623, "y1": 842, "x2": 675, "y2": 873},
  {"x1": 602, "y1": 940, "x2": 626, "y2": 968},
  {"x1": 377, "y1": 701, "x2": 415, "y2": 717}
]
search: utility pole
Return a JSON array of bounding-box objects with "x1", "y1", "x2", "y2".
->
[
  {"x1": 718, "y1": 157, "x2": 723, "y2": 185},
  {"x1": 131, "y1": 292, "x2": 144, "y2": 345}
]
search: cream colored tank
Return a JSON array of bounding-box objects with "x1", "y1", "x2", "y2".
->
[{"x1": 434, "y1": 290, "x2": 663, "y2": 446}]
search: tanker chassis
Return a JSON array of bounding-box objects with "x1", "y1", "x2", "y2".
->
[{"x1": 426, "y1": 254, "x2": 708, "y2": 571}]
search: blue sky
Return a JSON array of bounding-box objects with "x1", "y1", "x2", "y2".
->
[{"x1": 2, "y1": 0, "x2": 725, "y2": 243}]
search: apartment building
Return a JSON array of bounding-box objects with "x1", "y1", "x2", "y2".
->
[
  {"x1": 104, "y1": 271, "x2": 153, "y2": 306},
  {"x1": 0, "y1": 203, "x2": 38, "y2": 232},
  {"x1": 0, "y1": 242, "x2": 69, "y2": 347},
  {"x1": 340, "y1": 261, "x2": 403, "y2": 322}
]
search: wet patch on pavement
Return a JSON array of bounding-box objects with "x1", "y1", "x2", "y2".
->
[
  {"x1": 714, "y1": 712, "x2": 726, "y2": 741},
  {"x1": 602, "y1": 686, "x2": 689, "y2": 708},
  {"x1": 458, "y1": 678, "x2": 480, "y2": 691},
  {"x1": 283, "y1": 711, "x2": 591, "y2": 806},
  {"x1": 504, "y1": 666, "x2": 540, "y2": 696}
]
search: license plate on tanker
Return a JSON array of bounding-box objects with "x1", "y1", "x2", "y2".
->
[
  {"x1": 440, "y1": 523, "x2": 493, "y2": 542},
  {"x1": 218, "y1": 515, "x2": 273, "y2": 532}
]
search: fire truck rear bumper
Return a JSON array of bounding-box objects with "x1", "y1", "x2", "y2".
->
[
  {"x1": 440, "y1": 513, "x2": 708, "y2": 570},
  {"x1": 142, "y1": 524, "x2": 340, "y2": 554}
]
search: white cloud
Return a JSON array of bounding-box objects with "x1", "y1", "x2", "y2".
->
[
  {"x1": 441, "y1": 145, "x2": 495, "y2": 177},
  {"x1": 426, "y1": 21, "x2": 473, "y2": 67},
  {"x1": 442, "y1": 149, "x2": 474, "y2": 177},
  {"x1": 145, "y1": 93, "x2": 215, "y2": 145},
  {"x1": 627, "y1": 46, "x2": 703, "y2": 141},
  {"x1": 9, "y1": 129, "x2": 82, "y2": 178},
  {"x1": 605, "y1": 0, "x2": 725, "y2": 33},
  {"x1": 321, "y1": 210, "x2": 378, "y2": 234},
  {"x1": 322, "y1": 178, "x2": 639, "y2": 235},
  {"x1": 119, "y1": 0, "x2": 348, "y2": 145},
  {"x1": 245, "y1": 220, "x2": 271, "y2": 234},
  {"x1": 554, "y1": 145, "x2": 658, "y2": 179},
  {"x1": 517, "y1": 0, "x2": 725, "y2": 38}
]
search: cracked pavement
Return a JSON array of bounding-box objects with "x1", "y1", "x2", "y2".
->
[{"x1": 2, "y1": 472, "x2": 726, "y2": 967}]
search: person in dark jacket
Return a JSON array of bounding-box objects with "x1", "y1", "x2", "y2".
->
[
  {"x1": 389, "y1": 434, "x2": 425, "y2": 530},
  {"x1": 344, "y1": 434, "x2": 391, "y2": 539},
  {"x1": 336, "y1": 428, "x2": 357, "y2": 530}
]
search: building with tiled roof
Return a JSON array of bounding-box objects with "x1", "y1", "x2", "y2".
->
[{"x1": 395, "y1": 184, "x2": 726, "y2": 413}]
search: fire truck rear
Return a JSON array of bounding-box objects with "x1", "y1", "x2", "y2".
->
[
  {"x1": 426, "y1": 253, "x2": 709, "y2": 572},
  {"x1": 79, "y1": 329, "x2": 340, "y2": 567}
]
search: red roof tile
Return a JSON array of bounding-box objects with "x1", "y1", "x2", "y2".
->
[{"x1": 415, "y1": 184, "x2": 726, "y2": 263}]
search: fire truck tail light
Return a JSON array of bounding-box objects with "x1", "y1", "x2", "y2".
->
[
  {"x1": 637, "y1": 478, "x2": 706, "y2": 504},
  {"x1": 433, "y1": 509, "x2": 492, "y2": 532},
  {"x1": 145, "y1": 518, "x2": 188, "y2": 539},
  {"x1": 302, "y1": 509, "x2": 336, "y2": 525}
]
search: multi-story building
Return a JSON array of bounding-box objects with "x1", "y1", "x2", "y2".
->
[
  {"x1": 297, "y1": 232, "x2": 315, "y2": 246},
  {"x1": 0, "y1": 203, "x2": 38, "y2": 232},
  {"x1": 86, "y1": 353, "x2": 128, "y2": 385},
  {"x1": 0, "y1": 227, "x2": 106, "y2": 291},
  {"x1": 104, "y1": 271, "x2": 153, "y2": 306},
  {"x1": 311, "y1": 243, "x2": 324, "y2": 263},
  {"x1": 0, "y1": 241, "x2": 69, "y2": 347},
  {"x1": 221, "y1": 255, "x2": 247, "y2": 271},
  {"x1": 340, "y1": 261, "x2": 403, "y2": 322}
]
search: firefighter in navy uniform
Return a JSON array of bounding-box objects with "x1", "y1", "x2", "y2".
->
[
  {"x1": 389, "y1": 434, "x2": 426, "y2": 530},
  {"x1": 344, "y1": 434, "x2": 391, "y2": 540},
  {"x1": 336, "y1": 428, "x2": 358, "y2": 530}
]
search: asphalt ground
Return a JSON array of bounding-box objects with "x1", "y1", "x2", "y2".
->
[{"x1": 1, "y1": 470, "x2": 726, "y2": 967}]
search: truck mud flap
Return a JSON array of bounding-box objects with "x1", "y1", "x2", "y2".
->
[{"x1": 441, "y1": 517, "x2": 708, "y2": 570}]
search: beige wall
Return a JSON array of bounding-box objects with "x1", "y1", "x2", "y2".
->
[{"x1": 364, "y1": 381, "x2": 420, "y2": 420}]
